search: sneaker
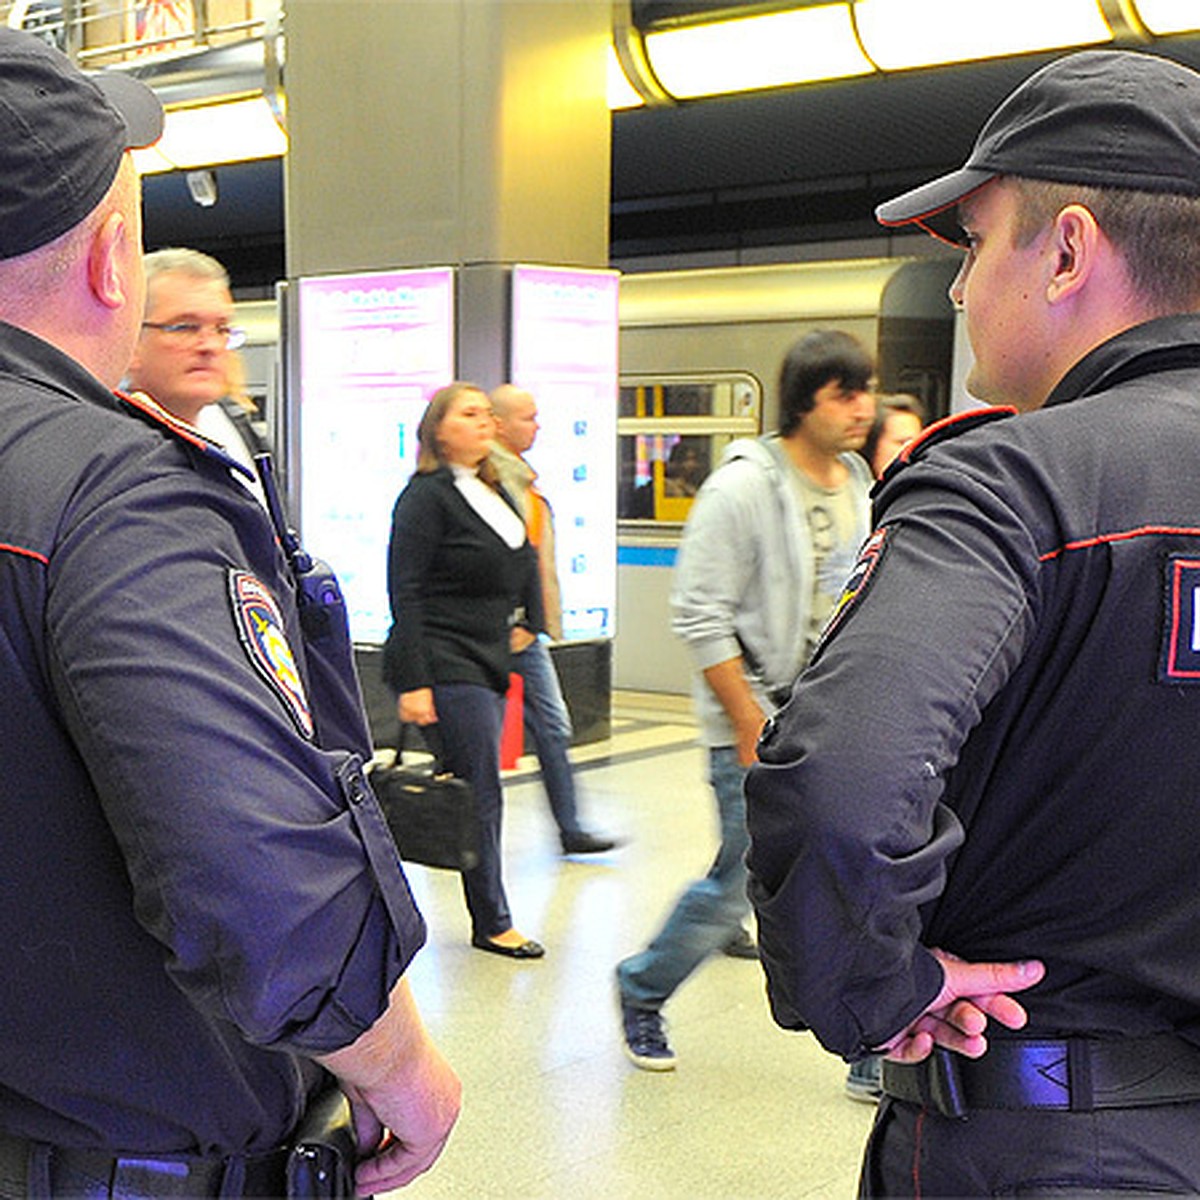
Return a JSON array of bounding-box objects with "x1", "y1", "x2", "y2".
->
[
  {"x1": 845, "y1": 1055, "x2": 883, "y2": 1103},
  {"x1": 620, "y1": 1000, "x2": 676, "y2": 1071}
]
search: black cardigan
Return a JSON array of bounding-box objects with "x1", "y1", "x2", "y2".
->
[{"x1": 382, "y1": 467, "x2": 543, "y2": 695}]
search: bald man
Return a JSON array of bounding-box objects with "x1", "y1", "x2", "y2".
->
[{"x1": 490, "y1": 384, "x2": 622, "y2": 855}]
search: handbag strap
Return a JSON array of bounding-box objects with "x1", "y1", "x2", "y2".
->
[{"x1": 398, "y1": 721, "x2": 449, "y2": 774}]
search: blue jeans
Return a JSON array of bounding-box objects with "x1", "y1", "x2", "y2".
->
[
  {"x1": 512, "y1": 639, "x2": 582, "y2": 837},
  {"x1": 616, "y1": 746, "x2": 750, "y2": 1010},
  {"x1": 431, "y1": 682, "x2": 511, "y2": 939}
]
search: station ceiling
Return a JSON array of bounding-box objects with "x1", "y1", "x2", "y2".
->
[{"x1": 140, "y1": 35, "x2": 1200, "y2": 292}]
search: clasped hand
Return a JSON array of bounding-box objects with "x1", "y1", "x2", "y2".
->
[{"x1": 881, "y1": 948, "x2": 1046, "y2": 1063}]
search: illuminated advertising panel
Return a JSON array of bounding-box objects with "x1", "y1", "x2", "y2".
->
[
  {"x1": 511, "y1": 265, "x2": 619, "y2": 640},
  {"x1": 297, "y1": 267, "x2": 454, "y2": 644}
]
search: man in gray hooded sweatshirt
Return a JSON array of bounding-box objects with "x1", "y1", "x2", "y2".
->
[{"x1": 617, "y1": 329, "x2": 876, "y2": 1069}]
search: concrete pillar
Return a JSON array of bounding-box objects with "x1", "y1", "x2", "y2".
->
[
  {"x1": 281, "y1": 0, "x2": 614, "y2": 743},
  {"x1": 283, "y1": 0, "x2": 611, "y2": 280}
]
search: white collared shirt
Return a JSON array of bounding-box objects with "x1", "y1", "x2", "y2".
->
[{"x1": 451, "y1": 463, "x2": 526, "y2": 548}]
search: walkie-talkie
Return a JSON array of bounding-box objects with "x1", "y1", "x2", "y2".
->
[{"x1": 253, "y1": 452, "x2": 344, "y2": 644}]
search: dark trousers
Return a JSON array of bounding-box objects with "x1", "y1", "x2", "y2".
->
[
  {"x1": 432, "y1": 682, "x2": 511, "y2": 939},
  {"x1": 860, "y1": 1097, "x2": 1200, "y2": 1197}
]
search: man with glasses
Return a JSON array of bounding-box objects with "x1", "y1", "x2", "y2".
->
[{"x1": 127, "y1": 248, "x2": 268, "y2": 504}]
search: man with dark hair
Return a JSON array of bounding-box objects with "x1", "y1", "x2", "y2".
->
[
  {"x1": 746, "y1": 49, "x2": 1200, "y2": 1195},
  {"x1": 616, "y1": 329, "x2": 875, "y2": 1069},
  {"x1": 0, "y1": 27, "x2": 459, "y2": 1196},
  {"x1": 778, "y1": 327, "x2": 875, "y2": 434}
]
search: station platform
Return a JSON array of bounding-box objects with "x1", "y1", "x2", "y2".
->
[{"x1": 394, "y1": 691, "x2": 874, "y2": 1199}]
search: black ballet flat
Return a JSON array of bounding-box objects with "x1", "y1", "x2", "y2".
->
[{"x1": 471, "y1": 935, "x2": 546, "y2": 959}]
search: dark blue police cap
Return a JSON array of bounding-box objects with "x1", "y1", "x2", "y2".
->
[
  {"x1": 876, "y1": 50, "x2": 1200, "y2": 245},
  {"x1": 0, "y1": 26, "x2": 162, "y2": 259}
]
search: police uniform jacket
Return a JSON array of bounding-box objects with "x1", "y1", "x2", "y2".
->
[
  {"x1": 746, "y1": 314, "x2": 1200, "y2": 1061},
  {"x1": 0, "y1": 322, "x2": 425, "y2": 1154}
]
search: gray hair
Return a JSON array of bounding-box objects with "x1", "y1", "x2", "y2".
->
[{"x1": 142, "y1": 247, "x2": 229, "y2": 315}]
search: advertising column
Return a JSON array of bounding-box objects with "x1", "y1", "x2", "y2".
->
[
  {"x1": 511, "y1": 264, "x2": 619, "y2": 642},
  {"x1": 510, "y1": 265, "x2": 619, "y2": 740},
  {"x1": 296, "y1": 267, "x2": 455, "y2": 644}
]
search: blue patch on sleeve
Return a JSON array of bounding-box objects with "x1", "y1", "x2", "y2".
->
[
  {"x1": 228, "y1": 569, "x2": 314, "y2": 737},
  {"x1": 1160, "y1": 556, "x2": 1200, "y2": 683},
  {"x1": 812, "y1": 527, "x2": 889, "y2": 661}
]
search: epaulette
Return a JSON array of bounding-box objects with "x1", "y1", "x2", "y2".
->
[
  {"x1": 878, "y1": 405, "x2": 1017, "y2": 487},
  {"x1": 116, "y1": 389, "x2": 255, "y2": 482}
]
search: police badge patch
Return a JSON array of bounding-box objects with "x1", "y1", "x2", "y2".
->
[
  {"x1": 812, "y1": 527, "x2": 889, "y2": 661},
  {"x1": 1160, "y1": 555, "x2": 1200, "y2": 684},
  {"x1": 228, "y1": 569, "x2": 314, "y2": 737}
]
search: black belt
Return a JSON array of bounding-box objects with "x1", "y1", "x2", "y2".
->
[
  {"x1": 0, "y1": 1132, "x2": 290, "y2": 1198},
  {"x1": 881, "y1": 1035, "x2": 1200, "y2": 1120}
]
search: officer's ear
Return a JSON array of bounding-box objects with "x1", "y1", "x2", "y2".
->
[
  {"x1": 1045, "y1": 204, "x2": 1099, "y2": 305},
  {"x1": 86, "y1": 209, "x2": 133, "y2": 312}
]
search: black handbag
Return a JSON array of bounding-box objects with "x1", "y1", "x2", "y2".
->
[{"x1": 369, "y1": 727, "x2": 481, "y2": 872}]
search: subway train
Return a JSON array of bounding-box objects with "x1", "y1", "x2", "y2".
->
[
  {"x1": 233, "y1": 252, "x2": 965, "y2": 698},
  {"x1": 612, "y1": 254, "x2": 962, "y2": 693}
]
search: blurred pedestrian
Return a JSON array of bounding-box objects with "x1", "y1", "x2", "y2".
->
[
  {"x1": 490, "y1": 383, "x2": 623, "y2": 856},
  {"x1": 384, "y1": 382, "x2": 547, "y2": 959}
]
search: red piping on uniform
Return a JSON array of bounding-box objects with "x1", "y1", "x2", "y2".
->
[
  {"x1": 896, "y1": 406, "x2": 1019, "y2": 465},
  {"x1": 0, "y1": 542, "x2": 48, "y2": 565},
  {"x1": 1039, "y1": 525, "x2": 1200, "y2": 563},
  {"x1": 116, "y1": 388, "x2": 210, "y2": 451},
  {"x1": 912, "y1": 1108, "x2": 925, "y2": 1200}
]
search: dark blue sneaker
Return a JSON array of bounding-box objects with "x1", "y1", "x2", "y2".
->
[{"x1": 620, "y1": 999, "x2": 676, "y2": 1071}]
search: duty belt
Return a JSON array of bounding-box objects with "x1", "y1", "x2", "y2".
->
[
  {"x1": 0, "y1": 1133, "x2": 289, "y2": 1198},
  {"x1": 881, "y1": 1034, "x2": 1200, "y2": 1120}
]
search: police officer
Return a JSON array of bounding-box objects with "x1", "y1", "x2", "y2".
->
[
  {"x1": 0, "y1": 28, "x2": 459, "y2": 1198},
  {"x1": 745, "y1": 49, "x2": 1200, "y2": 1196}
]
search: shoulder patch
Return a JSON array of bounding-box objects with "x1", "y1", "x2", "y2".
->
[
  {"x1": 881, "y1": 406, "x2": 1019, "y2": 485},
  {"x1": 813, "y1": 527, "x2": 889, "y2": 658},
  {"x1": 1160, "y1": 555, "x2": 1200, "y2": 684},
  {"x1": 228, "y1": 569, "x2": 314, "y2": 738}
]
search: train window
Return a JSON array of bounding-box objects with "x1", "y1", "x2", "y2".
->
[{"x1": 618, "y1": 375, "x2": 761, "y2": 523}]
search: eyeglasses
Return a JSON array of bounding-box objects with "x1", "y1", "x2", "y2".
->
[{"x1": 141, "y1": 321, "x2": 247, "y2": 351}]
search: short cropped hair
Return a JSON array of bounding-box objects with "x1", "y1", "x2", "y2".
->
[
  {"x1": 1010, "y1": 177, "x2": 1200, "y2": 314},
  {"x1": 778, "y1": 329, "x2": 874, "y2": 435}
]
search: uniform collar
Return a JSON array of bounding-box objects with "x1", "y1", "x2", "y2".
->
[
  {"x1": 1045, "y1": 314, "x2": 1200, "y2": 409},
  {"x1": 0, "y1": 317, "x2": 122, "y2": 410},
  {"x1": 0, "y1": 320, "x2": 254, "y2": 483},
  {"x1": 118, "y1": 389, "x2": 256, "y2": 482}
]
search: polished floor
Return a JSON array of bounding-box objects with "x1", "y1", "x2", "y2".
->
[{"x1": 391, "y1": 692, "x2": 876, "y2": 1199}]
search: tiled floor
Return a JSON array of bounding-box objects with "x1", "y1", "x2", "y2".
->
[{"x1": 395, "y1": 692, "x2": 876, "y2": 1199}]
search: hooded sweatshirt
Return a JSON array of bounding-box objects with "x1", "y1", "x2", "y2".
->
[{"x1": 671, "y1": 434, "x2": 872, "y2": 746}]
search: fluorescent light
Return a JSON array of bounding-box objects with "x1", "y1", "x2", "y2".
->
[
  {"x1": 853, "y1": 0, "x2": 1112, "y2": 71},
  {"x1": 1132, "y1": 0, "x2": 1200, "y2": 34},
  {"x1": 644, "y1": 4, "x2": 873, "y2": 100},
  {"x1": 608, "y1": 44, "x2": 644, "y2": 109},
  {"x1": 132, "y1": 94, "x2": 287, "y2": 175}
]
